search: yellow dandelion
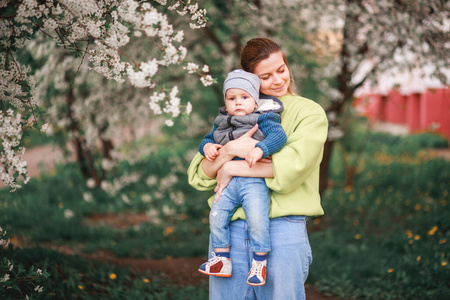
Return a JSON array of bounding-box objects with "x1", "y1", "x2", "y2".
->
[
  {"x1": 345, "y1": 185, "x2": 353, "y2": 192},
  {"x1": 414, "y1": 204, "x2": 421, "y2": 211},
  {"x1": 143, "y1": 278, "x2": 150, "y2": 283},
  {"x1": 442, "y1": 262, "x2": 448, "y2": 267},
  {"x1": 313, "y1": 218, "x2": 321, "y2": 225},
  {"x1": 354, "y1": 234, "x2": 361, "y2": 240},
  {"x1": 58, "y1": 202, "x2": 64, "y2": 208},
  {"x1": 439, "y1": 239, "x2": 446, "y2": 244},
  {"x1": 202, "y1": 217, "x2": 209, "y2": 224},
  {"x1": 10, "y1": 235, "x2": 17, "y2": 243},
  {"x1": 109, "y1": 273, "x2": 117, "y2": 280},
  {"x1": 428, "y1": 226, "x2": 438, "y2": 235},
  {"x1": 166, "y1": 255, "x2": 172, "y2": 260},
  {"x1": 163, "y1": 226, "x2": 175, "y2": 236},
  {"x1": 406, "y1": 230, "x2": 413, "y2": 238},
  {"x1": 78, "y1": 285, "x2": 84, "y2": 290},
  {"x1": 416, "y1": 256, "x2": 421, "y2": 261},
  {"x1": 387, "y1": 268, "x2": 394, "y2": 273},
  {"x1": 414, "y1": 235, "x2": 420, "y2": 241}
]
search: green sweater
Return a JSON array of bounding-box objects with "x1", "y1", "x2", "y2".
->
[{"x1": 187, "y1": 94, "x2": 328, "y2": 220}]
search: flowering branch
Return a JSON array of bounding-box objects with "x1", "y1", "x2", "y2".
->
[{"x1": 0, "y1": 0, "x2": 214, "y2": 191}]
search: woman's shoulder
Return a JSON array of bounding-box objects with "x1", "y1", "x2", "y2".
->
[{"x1": 280, "y1": 94, "x2": 326, "y2": 116}]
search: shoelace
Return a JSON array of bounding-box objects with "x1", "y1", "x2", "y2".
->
[
  {"x1": 207, "y1": 252, "x2": 224, "y2": 265},
  {"x1": 249, "y1": 260, "x2": 264, "y2": 277}
]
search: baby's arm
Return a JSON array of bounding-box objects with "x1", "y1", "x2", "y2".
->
[
  {"x1": 203, "y1": 143, "x2": 224, "y2": 162},
  {"x1": 245, "y1": 147, "x2": 264, "y2": 168}
]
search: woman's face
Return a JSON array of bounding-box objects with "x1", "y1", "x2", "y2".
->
[{"x1": 253, "y1": 51, "x2": 290, "y2": 97}]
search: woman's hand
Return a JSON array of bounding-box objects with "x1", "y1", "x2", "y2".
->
[
  {"x1": 213, "y1": 162, "x2": 233, "y2": 203},
  {"x1": 201, "y1": 125, "x2": 265, "y2": 178},
  {"x1": 225, "y1": 124, "x2": 259, "y2": 158}
]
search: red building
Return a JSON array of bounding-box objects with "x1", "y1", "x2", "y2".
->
[{"x1": 355, "y1": 88, "x2": 450, "y2": 138}]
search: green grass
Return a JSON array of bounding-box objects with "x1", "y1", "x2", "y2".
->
[
  {"x1": 3, "y1": 246, "x2": 208, "y2": 299},
  {"x1": 1, "y1": 137, "x2": 209, "y2": 259},
  {"x1": 1, "y1": 123, "x2": 449, "y2": 299},
  {"x1": 308, "y1": 128, "x2": 450, "y2": 299}
]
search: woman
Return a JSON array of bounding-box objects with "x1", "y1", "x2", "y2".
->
[{"x1": 188, "y1": 38, "x2": 328, "y2": 300}]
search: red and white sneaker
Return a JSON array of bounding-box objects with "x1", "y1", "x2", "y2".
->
[
  {"x1": 247, "y1": 259, "x2": 267, "y2": 286},
  {"x1": 198, "y1": 253, "x2": 232, "y2": 277}
]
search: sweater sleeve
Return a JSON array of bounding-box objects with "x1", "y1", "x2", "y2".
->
[
  {"x1": 255, "y1": 112, "x2": 287, "y2": 158},
  {"x1": 198, "y1": 123, "x2": 218, "y2": 156},
  {"x1": 187, "y1": 152, "x2": 217, "y2": 191},
  {"x1": 265, "y1": 107, "x2": 328, "y2": 195}
]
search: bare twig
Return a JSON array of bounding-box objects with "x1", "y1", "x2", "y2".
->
[{"x1": 70, "y1": 39, "x2": 90, "y2": 88}]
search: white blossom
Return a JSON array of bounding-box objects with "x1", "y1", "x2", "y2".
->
[
  {"x1": 328, "y1": 126, "x2": 344, "y2": 141},
  {"x1": 83, "y1": 192, "x2": 93, "y2": 203},
  {"x1": 86, "y1": 178, "x2": 96, "y2": 188},
  {"x1": 64, "y1": 209, "x2": 75, "y2": 219},
  {"x1": 34, "y1": 285, "x2": 43, "y2": 293},
  {"x1": 0, "y1": 227, "x2": 10, "y2": 248},
  {"x1": 1, "y1": 273, "x2": 10, "y2": 282},
  {"x1": 0, "y1": 109, "x2": 28, "y2": 191},
  {"x1": 40, "y1": 123, "x2": 49, "y2": 132},
  {"x1": 184, "y1": 62, "x2": 198, "y2": 74},
  {"x1": 185, "y1": 102, "x2": 193, "y2": 115},
  {"x1": 121, "y1": 194, "x2": 131, "y2": 204},
  {"x1": 200, "y1": 75, "x2": 214, "y2": 86}
]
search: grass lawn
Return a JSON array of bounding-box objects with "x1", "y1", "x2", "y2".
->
[{"x1": 1, "y1": 125, "x2": 449, "y2": 299}]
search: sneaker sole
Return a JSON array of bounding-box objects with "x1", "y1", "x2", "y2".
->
[
  {"x1": 198, "y1": 268, "x2": 232, "y2": 277},
  {"x1": 247, "y1": 281, "x2": 266, "y2": 286}
]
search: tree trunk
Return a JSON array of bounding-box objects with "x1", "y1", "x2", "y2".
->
[
  {"x1": 65, "y1": 71, "x2": 100, "y2": 183},
  {"x1": 319, "y1": 139, "x2": 333, "y2": 196}
]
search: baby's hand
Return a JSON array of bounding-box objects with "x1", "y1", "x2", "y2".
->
[
  {"x1": 203, "y1": 143, "x2": 223, "y2": 161},
  {"x1": 245, "y1": 147, "x2": 264, "y2": 168}
]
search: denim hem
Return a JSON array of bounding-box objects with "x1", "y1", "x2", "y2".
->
[
  {"x1": 249, "y1": 248, "x2": 271, "y2": 253},
  {"x1": 212, "y1": 244, "x2": 232, "y2": 249}
]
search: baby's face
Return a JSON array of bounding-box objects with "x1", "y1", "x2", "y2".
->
[{"x1": 225, "y1": 88, "x2": 258, "y2": 116}]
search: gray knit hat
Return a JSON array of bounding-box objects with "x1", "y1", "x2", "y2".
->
[{"x1": 223, "y1": 69, "x2": 261, "y2": 106}]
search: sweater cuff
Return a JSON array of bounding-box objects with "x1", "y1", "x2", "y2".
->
[{"x1": 255, "y1": 142, "x2": 269, "y2": 158}]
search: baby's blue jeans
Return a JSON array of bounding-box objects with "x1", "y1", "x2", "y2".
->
[{"x1": 210, "y1": 176, "x2": 270, "y2": 253}]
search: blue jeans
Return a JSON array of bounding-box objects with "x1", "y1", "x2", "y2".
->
[
  {"x1": 208, "y1": 216, "x2": 312, "y2": 300},
  {"x1": 210, "y1": 177, "x2": 270, "y2": 253}
]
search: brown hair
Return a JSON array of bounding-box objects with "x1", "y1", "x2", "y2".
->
[{"x1": 240, "y1": 38, "x2": 294, "y2": 94}]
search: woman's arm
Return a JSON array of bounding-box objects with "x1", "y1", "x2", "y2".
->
[
  {"x1": 201, "y1": 125, "x2": 260, "y2": 178},
  {"x1": 213, "y1": 160, "x2": 273, "y2": 202},
  {"x1": 187, "y1": 125, "x2": 261, "y2": 191}
]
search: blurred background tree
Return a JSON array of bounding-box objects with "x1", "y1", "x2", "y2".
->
[{"x1": 168, "y1": 0, "x2": 449, "y2": 194}]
